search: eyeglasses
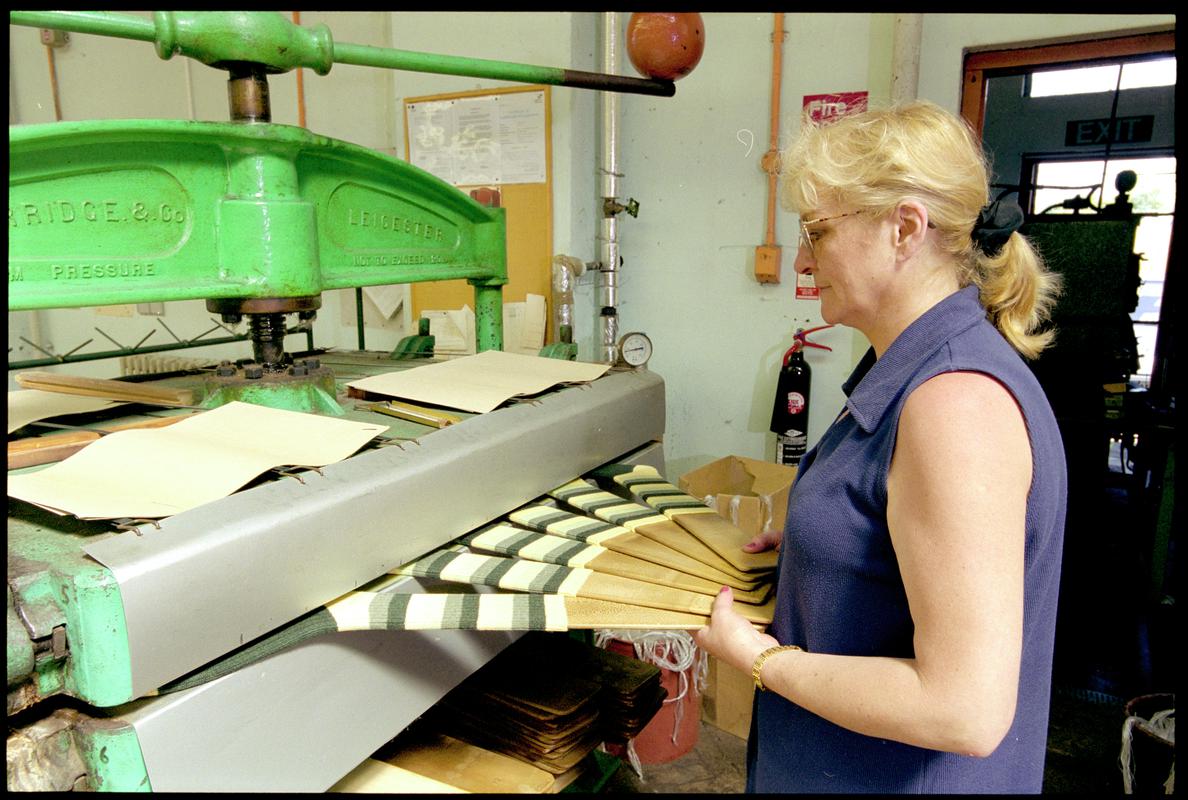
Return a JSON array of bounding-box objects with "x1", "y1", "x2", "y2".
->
[
  {"x1": 798, "y1": 209, "x2": 936, "y2": 256},
  {"x1": 798, "y1": 211, "x2": 864, "y2": 256}
]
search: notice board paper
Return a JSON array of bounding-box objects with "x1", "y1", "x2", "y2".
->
[
  {"x1": 407, "y1": 90, "x2": 547, "y2": 186},
  {"x1": 346, "y1": 350, "x2": 610, "y2": 414},
  {"x1": 6, "y1": 401, "x2": 388, "y2": 520}
]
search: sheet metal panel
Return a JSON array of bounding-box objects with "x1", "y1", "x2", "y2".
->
[
  {"x1": 84, "y1": 369, "x2": 664, "y2": 699},
  {"x1": 120, "y1": 578, "x2": 520, "y2": 792}
]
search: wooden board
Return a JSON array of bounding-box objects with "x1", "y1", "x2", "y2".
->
[
  {"x1": 14, "y1": 370, "x2": 194, "y2": 406},
  {"x1": 509, "y1": 505, "x2": 761, "y2": 590},
  {"x1": 633, "y1": 518, "x2": 771, "y2": 585},
  {"x1": 7, "y1": 413, "x2": 196, "y2": 469},
  {"x1": 461, "y1": 523, "x2": 772, "y2": 604},
  {"x1": 613, "y1": 465, "x2": 780, "y2": 573},
  {"x1": 393, "y1": 549, "x2": 773, "y2": 624},
  {"x1": 382, "y1": 732, "x2": 553, "y2": 793},
  {"x1": 329, "y1": 757, "x2": 469, "y2": 793}
]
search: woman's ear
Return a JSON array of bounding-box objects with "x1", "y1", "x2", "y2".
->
[{"x1": 892, "y1": 200, "x2": 930, "y2": 261}]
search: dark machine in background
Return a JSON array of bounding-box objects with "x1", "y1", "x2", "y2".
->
[{"x1": 1018, "y1": 173, "x2": 1176, "y2": 697}]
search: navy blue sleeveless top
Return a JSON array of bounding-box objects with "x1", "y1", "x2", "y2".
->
[{"x1": 748, "y1": 285, "x2": 1067, "y2": 793}]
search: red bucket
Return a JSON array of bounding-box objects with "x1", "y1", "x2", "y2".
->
[{"x1": 606, "y1": 639, "x2": 701, "y2": 764}]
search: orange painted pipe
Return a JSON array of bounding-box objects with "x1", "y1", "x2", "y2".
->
[
  {"x1": 293, "y1": 11, "x2": 307, "y2": 128},
  {"x1": 765, "y1": 12, "x2": 785, "y2": 247},
  {"x1": 754, "y1": 14, "x2": 786, "y2": 284}
]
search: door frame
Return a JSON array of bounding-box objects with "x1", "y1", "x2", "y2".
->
[
  {"x1": 960, "y1": 28, "x2": 1176, "y2": 397},
  {"x1": 960, "y1": 30, "x2": 1175, "y2": 138}
]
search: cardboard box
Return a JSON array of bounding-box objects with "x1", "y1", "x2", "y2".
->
[
  {"x1": 678, "y1": 455, "x2": 797, "y2": 538},
  {"x1": 700, "y1": 655, "x2": 754, "y2": 740},
  {"x1": 679, "y1": 455, "x2": 797, "y2": 739}
]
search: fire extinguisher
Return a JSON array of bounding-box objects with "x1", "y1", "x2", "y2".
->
[{"x1": 769, "y1": 324, "x2": 833, "y2": 466}]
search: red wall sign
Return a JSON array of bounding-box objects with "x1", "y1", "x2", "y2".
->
[
  {"x1": 802, "y1": 91, "x2": 869, "y2": 124},
  {"x1": 796, "y1": 91, "x2": 869, "y2": 299}
]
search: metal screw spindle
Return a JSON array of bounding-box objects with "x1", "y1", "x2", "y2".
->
[
  {"x1": 248, "y1": 313, "x2": 288, "y2": 369},
  {"x1": 227, "y1": 63, "x2": 271, "y2": 123}
]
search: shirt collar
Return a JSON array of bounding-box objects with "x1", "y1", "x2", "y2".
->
[{"x1": 842, "y1": 284, "x2": 987, "y2": 433}]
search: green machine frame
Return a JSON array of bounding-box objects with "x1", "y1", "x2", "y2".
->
[
  {"x1": 8, "y1": 10, "x2": 675, "y2": 791},
  {"x1": 9, "y1": 118, "x2": 511, "y2": 346},
  {"x1": 8, "y1": 10, "x2": 673, "y2": 355}
]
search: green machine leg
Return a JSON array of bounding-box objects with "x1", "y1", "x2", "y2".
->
[
  {"x1": 473, "y1": 282, "x2": 505, "y2": 353},
  {"x1": 539, "y1": 324, "x2": 579, "y2": 361},
  {"x1": 74, "y1": 718, "x2": 152, "y2": 792},
  {"x1": 390, "y1": 318, "x2": 436, "y2": 361},
  {"x1": 6, "y1": 705, "x2": 152, "y2": 792},
  {"x1": 8, "y1": 512, "x2": 149, "y2": 792},
  {"x1": 8, "y1": 515, "x2": 137, "y2": 711}
]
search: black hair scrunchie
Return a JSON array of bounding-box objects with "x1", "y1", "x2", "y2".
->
[{"x1": 971, "y1": 198, "x2": 1024, "y2": 258}]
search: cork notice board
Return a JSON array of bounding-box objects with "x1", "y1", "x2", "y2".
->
[{"x1": 404, "y1": 85, "x2": 553, "y2": 343}]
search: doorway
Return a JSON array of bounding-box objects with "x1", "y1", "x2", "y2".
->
[{"x1": 962, "y1": 30, "x2": 1176, "y2": 703}]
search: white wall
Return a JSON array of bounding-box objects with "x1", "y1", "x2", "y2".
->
[
  {"x1": 641, "y1": 11, "x2": 1173, "y2": 479},
  {"x1": 617, "y1": 13, "x2": 882, "y2": 479},
  {"x1": 8, "y1": 11, "x2": 1174, "y2": 479}
]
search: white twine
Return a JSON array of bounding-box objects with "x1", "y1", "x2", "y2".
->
[
  {"x1": 599, "y1": 738, "x2": 645, "y2": 780},
  {"x1": 624, "y1": 737, "x2": 645, "y2": 779},
  {"x1": 594, "y1": 630, "x2": 708, "y2": 778},
  {"x1": 1120, "y1": 706, "x2": 1174, "y2": 794}
]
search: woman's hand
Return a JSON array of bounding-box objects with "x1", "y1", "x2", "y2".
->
[
  {"x1": 743, "y1": 527, "x2": 783, "y2": 553},
  {"x1": 693, "y1": 586, "x2": 780, "y2": 675}
]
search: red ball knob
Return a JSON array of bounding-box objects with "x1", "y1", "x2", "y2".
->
[{"x1": 625, "y1": 13, "x2": 705, "y2": 81}]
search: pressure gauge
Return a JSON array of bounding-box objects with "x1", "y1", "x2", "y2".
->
[{"x1": 616, "y1": 331, "x2": 653, "y2": 367}]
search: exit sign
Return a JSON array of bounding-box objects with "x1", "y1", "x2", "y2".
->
[{"x1": 1065, "y1": 115, "x2": 1154, "y2": 146}]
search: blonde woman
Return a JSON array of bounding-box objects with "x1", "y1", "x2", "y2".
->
[{"x1": 695, "y1": 100, "x2": 1067, "y2": 793}]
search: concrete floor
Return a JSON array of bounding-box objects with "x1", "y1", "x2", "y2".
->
[
  {"x1": 602, "y1": 720, "x2": 747, "y2": 794},
  {"x1": 599, "y1": 690, "x2": 1131, "y2": 794}
]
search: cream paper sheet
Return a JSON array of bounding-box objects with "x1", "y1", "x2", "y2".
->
[
  {"x1": 7, "y1": 401, "x2": 388, "y2": 520},
  {"x1": 346, "y1": 350, "x2": 610, "y2": 414},
  {"x1": 8, "y1": 389, "x2": 125, "y2": 434}
]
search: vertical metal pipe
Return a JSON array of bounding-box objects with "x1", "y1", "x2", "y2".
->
[
  {"x1": 597, "y1": 12, "x2": 621, "y2": 364},
  {"x1": 891, "y1": 14, "x2": 923, "y2": 104}
]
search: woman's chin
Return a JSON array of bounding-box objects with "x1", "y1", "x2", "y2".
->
[{"x1": 818, "y1": 292, "x2": 840, "y2": 324}]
